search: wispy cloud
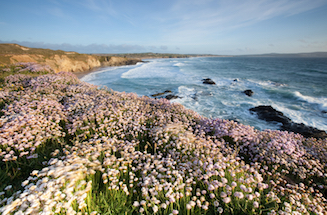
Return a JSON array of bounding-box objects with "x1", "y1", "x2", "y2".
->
[
  {"x1": 79, "y1": 0, "x2": 118, "y2": 18},
  {"x1": 156, "y1": 0, "x2": 327, "y2": 43},
  {"x1": 48, "y1": 7, "x2": 71, "y2": 19},
  {"x1": 160, "y1": 45, "x2": 168, "y2": 50}
]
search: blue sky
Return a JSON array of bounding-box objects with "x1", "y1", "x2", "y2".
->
[{"x1": 1, "y1": 0, "x2": 327, "y2": 54}]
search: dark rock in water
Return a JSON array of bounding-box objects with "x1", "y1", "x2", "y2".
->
[
  {"x1": 191, "y1": 93, "x2": 198, "y2": 100},
  {"x1": 151, "y1": 90, "x2": 180, "y2": 100},
  {"x1": 233, "y1": 79, "x2": 239, "y2": 82},
  {"x1": 228, "y1": 117, "x2": 240, "y2": 123},
  {"x1": 243, "y1": 89, "x2": 254, "y2": 97},
  {"x1": 250, "y1": 105, "x2": 327, "y2": 139},
  {"x1": 165, "y1": 94, "x2": 180, "y2": 100},
  {"x1": 281, "y1": 123, "x2": 327, "y2": 139},
  {"x1": 249, "y1": 105, "x2": 291, "y2": 125},
  {"x1": 202, "y1": 78, "x2": 216, "y2": 85},
  {"x1": 151, "y1": 92, "x2": 165, "y2": 97},
  {"x1": 151, "y1": 90, "x2": 172, "y2": 97}
]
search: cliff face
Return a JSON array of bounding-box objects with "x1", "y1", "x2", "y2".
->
[
  {"x1": 0, "y1": 44, "x2": 142, "y2": 73},
  {"x1": 100, "y1": 56, "x2": 142, "y2": 67},
  {"x1": 45, "y1": 55, "x2": 101, "y2": 73},
  {"x1": 8, "y1": 54, "x2": 101, "y2": 73}
]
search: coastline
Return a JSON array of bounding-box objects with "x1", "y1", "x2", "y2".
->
[
  {"x1": 79, "y1": 56, "x2": 327, "y2": 138},
  {"x1": 75, "y1": 55, "x2": 220, "y2": 79},
  {"x1": 75, "y1": 59, "x2": 146, "y2": 79},
  {"x1": 75, "y1": 66, "x2": 105, "y2": 79}
]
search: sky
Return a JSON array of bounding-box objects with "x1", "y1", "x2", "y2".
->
[{"x1": 1, "y1": 0, "x2": 327, "y2": 55}]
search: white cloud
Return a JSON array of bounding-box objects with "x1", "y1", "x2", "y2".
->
[
  {"x1": 160, "y1": 45, "x2": 168, "y2": 50},
  {"x1": 48, "y1": 7, "x2": 70, "y2": 19},
  {"x1": 156, "y1": 0, "x2": 327, "y2": 43},
  {"x1": 79, "y1": 0, "x2": 118, "y2": 18}
]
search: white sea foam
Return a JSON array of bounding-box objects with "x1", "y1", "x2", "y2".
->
[
  {"x1": 294, "y1": 91, "x2": 327, "y2": 112},
  {"x1": 174, "y1": 63, "x2": 185, "y2": 67},
  {"x1": 81, "y1": 67, "x2": 117, "y2": 82},
  {"x1": 247, "y1": 79, "x2": 287, "y2": 89},
  {"x1": 121, "y1": 60, "x2": 180, "y2": 79},
  {"x1": 278, "y1": 104, "x2": 327, "y2": 131}
]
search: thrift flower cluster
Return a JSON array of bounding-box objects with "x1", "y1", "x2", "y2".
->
[
  {"x1": 14, "y1": 62, "x2": 53, "y2": 73},
  {"x1": 0, "y1": 63, "x2": 53, "y2": 74},
  {"x1": 0, "y1": 70, "x2": 326, "y2": 214}
]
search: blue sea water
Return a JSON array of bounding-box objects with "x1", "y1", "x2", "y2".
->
[{"x1": 81, "y1": 57, "x2": 327, "y2": 132}]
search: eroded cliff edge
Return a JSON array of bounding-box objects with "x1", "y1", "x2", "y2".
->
[{"x1": 0, "y1": 43, "x2": 142, "y2": 73}]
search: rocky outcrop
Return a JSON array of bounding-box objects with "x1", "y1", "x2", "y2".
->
[
  {"x1": 250, "y1": 106, "x2": 291, "y2": 125},
  {"x1": 151, "y1": 90, "x2": 172, "y2": 97},
  {"x1": 250, "y1": 105, "x2": 327, "y2": 139},
  {"x1": 281, "y1": 123, "x2": 327, "y2": 139},
  {"x1": 165, "y1": 95, "x2": 180, "y2": 100},
  {"x1": 151, "y1": 90, "x2": 181, "y2": 100},
  {"x1": 100, "y1": 56, "x2": 142, "y2": 67},
  {"x1": 243, "y1": 89, "x2": 254, "y2": 96},
  {"x1": 202, "y1": 78, "x2": 216, "y2": 85}
]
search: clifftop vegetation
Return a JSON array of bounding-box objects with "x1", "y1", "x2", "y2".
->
[{"x1": 0, "y1": 64, "x2": 326, "y2": 214}]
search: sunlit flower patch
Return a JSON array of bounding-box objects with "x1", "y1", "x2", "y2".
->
[{"x1": 0, "y1": 68, "x2": 326, "y2": 214}]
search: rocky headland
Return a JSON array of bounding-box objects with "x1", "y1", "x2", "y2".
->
[
  {"x1": 0, "y1": 43, "x2": 142, "y2": 73},
  {"x1": 250, "y1": 105, "x2": 327, "y2": 139}
]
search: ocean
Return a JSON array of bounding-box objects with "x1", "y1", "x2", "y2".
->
[{"x1": 81, "y1": 57, "x2": 327, "y2": 132}]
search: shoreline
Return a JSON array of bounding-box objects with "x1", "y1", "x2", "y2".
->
[
  {"x1": 75, "y1": 60, "x2": 146, "y2": 79},
  {"x1": 77, "y1": 57, "x2": 327, "y2": 139},
  {"x1": 75, "y1": 55, "x2": 220, "y2": 80},
  {"x1": 75, "y1": 66, "x2": 106, "y2": 79}
]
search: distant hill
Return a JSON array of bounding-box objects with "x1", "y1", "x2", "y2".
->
[
  {"x1": 240, "y1": 52, "x2": 327, "y2": 58},
  {"x1": 92, "y1": 52, "x2": 222, "y2": 59}
]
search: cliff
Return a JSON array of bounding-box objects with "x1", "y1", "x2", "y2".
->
[{"x1": 0, "y1": 43, "x2": 142, "y2": 73}]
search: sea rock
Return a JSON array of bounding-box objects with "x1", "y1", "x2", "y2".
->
[
  {"x1": 202, "y1": 78, "x2": 216, "y2": 85},
  {"x1": 165, "y1": 94, "x2": 180, "y2": 100},
  {"x1": 281, "y1": 123, "x2": 327, "y2": 139},
  {"x1": 243, "y1": 89, "x2": 254, "y2": 97},
  {"x1": 249, "y1": 105, "x2": 291, "y2": 125},
  {"x1": 150, "y1": 90, "x2": 180, "y2": 100},
  {"x1": 250, "y1": 105, "x2": 327, "y2": 139},
  {"x1": 151, "y1": 90, "x2": 172, "y2": 97}
]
